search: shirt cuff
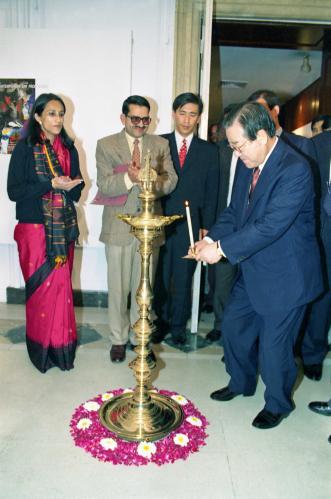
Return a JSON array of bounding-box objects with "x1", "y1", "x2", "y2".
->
[
  {"x1": 124, "y1": 172, "x2": 134, "y2": 190},
  {"x1": 217, "y1": 240, "x2": 226, "y2": 258},
  {"x1": 203, "y1": 236, "x2": 214, "y2": 244}
]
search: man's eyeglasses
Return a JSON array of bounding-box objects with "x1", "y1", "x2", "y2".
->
[
  {"x1": 127, "y1": 115, "x2": 151, "y2": 126},
  {"x1": 228, "y1": 139, "x2": 250, "y2": 154}
]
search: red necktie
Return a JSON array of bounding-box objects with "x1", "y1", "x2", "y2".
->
[
  {"x1": 132, "y1": 139, "x2": 140, "y2": 168},
  {"x1": 179, "y1": 138, "x2": 187, "y2": 168},
  {"x1": 249, "y1": 167, "x2": 260, "y2": 197}
]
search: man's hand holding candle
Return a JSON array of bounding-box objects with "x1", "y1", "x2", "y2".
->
[{"x1": 193, "y1": 239, "x2": 223, "y2": 264}]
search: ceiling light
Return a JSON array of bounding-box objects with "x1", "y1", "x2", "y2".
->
[
  {"x1": 219, "y1": 80, "x2": 248, "y2": 89},
  {"x1": 300, "y1": 54, "x2": 311, "y2": 73}
]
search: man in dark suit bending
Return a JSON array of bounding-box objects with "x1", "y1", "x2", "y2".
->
[{"x1": 194, "y1": 102, "x2": 323, "y2": 429}]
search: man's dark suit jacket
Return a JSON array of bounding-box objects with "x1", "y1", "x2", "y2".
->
[
  {"x1": 280, "y1": 130, "x2": 320, "y2": 206},
  {"x1": 280, "y1": 130, "x2": 316, "y2": 161},
  {"x1": 312, "y1": 130, "x2": 331, "y2": 222},
  {"x1": 208, "y1": 138, "x2": 323, "y2": 315},
  {"x1": 312, "y1": 130, "x2": 331, "y2": 280},
  {"x1": 161, "y1": 133, "x2": 219, "y2": 243}
]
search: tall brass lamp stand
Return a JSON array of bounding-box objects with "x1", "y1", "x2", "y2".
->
[{"x1": 99, "y1": 152, "x2": 184, "y2": 442}]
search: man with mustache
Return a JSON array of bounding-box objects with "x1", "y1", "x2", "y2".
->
[{"x1": 96, "y1": 95, "x2": 177, "y2": 362}]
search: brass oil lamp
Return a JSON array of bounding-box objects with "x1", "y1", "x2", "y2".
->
[{"x1": 99, "y1": 151, "x2": 184, "y2": 441}]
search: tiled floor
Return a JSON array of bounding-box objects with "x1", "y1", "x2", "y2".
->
[{"x1": 0, "y1": 303, "x2": 330, "y2": 499}]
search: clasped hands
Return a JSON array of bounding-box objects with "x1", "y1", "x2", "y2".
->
[
  {"x1": 51, "y1": 176, "x2": 83, "y2": 191},
  {"x1": 189, "y1": 239, "x2": 223, "y2": 264},
  {"x1": 128, "y1": 162, "x2": 141, "y2": 183}
]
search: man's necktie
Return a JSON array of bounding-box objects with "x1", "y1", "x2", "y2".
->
[
  {"x1": 249, "y1": 167, "x2": 260, "y2": 198},
  {"x1": 132, "y1": 139, "x2": 140, "y2": 168},
  {"x1": 179, "y1": 138, "x2": 187, "y2": 168}
]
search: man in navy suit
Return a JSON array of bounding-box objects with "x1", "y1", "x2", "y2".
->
[
  {"x1": 247, "y1": 90, "x2": 325, "y2": 380},
  {"x1": 301, "y1": 130, "x2": 331, "y2": 378},
  {"x1": 194, "y1": 102, "x2": 323, "y2": 429},
  {"x1": 153, "y1": 93, "x2": 219, "y2": 345}
]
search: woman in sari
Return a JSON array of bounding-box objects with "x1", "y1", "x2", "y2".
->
[{"x1": 7, "y1": 93, "x2": 84, "y2": 373}]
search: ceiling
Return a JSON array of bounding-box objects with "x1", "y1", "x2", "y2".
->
[
  {"x1": 212, "y1": 21, "x2": 330, "y2": 112},
  {"x1": 219, "y1": 46, "x2": 322, "y2": 110}
]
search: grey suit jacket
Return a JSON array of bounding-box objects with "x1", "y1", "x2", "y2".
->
[{"x1": 96, "y1": 129, "x2": 177, "y2": 245}]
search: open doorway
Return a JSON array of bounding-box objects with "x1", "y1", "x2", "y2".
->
[{"x1": 208, "y1": 20, "x2": 331, "y2": 137}]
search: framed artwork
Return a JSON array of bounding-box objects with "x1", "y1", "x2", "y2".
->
[{"x1": 0, "y1": 79, "x2": 35, "y2": 154}]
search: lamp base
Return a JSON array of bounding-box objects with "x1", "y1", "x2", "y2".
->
[{"x1": 99, "y1": 391, "x2": 184, "y2": 442}]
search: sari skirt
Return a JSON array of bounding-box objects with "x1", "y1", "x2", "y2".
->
[{"x1": 14, "y1": 223, "x2": 77, "y2": 373}]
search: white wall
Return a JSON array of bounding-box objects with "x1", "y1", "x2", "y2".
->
[{"x1": 0, "y1": 0, "x2": 176, "y2": 300}]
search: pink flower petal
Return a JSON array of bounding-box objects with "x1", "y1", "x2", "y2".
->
[{"x1": 69, "y1": 388, "x2": 209, "y2": 466}]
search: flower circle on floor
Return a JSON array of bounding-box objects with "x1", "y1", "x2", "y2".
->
[{"x1": 70, "y1": 388, "x2": 209, "y2": 466}]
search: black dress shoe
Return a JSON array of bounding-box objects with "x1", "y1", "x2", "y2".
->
[
  {"x1": 147, "y1": 349, "x2": 156, "y2": 363},
  {"x1": 110, "y1": 345, "x2": 126, "y2": 363},
  {"x1": 210, "y1": 386, "x2": 254, "y2": 401},
  {"x1": 303, "y1": 363, "x2": 322, "y2": 381},
  {"x1": 252, "y1": 409, "x2": 286, "y2": 429},
  {"x1": 151, "y1": 319, "x2": 169, "y2": 344},
  {"x1": 170, "y1": 330, "x2": 187, "y2": 345},
  {"x1": 206, "y1": 329, "x2": 221, "y2": 342},
  {"x1": 308, "y1": 401, "x2": 331, "y2": 416},
  {"x1": 151, "y1": 331, "x2": 167, "y2": 344},
  {"x1": 201, "y1": 303, "x2": 213, "y2": 313},
  {"x1": 172, "y1": 336, "x2": 186, "y2": 346},
  {"x1": 210, "y1": 386, "x2": 239, "y2": 401},
  {"x1": 328, "y1": 435, "x2": 331, "y2": 444}
]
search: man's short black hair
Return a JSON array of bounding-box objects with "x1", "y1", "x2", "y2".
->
[
  {"x1": 122, "y1": 95, "x2": 150, "y2": 115},
  {"x1": 311, "y1": 114, "x2": 331, "y2": 131},
  {"x1": 223, "y1": 101, "x2": 276, "y2": 140},
  {"x1": 247, "y1": 90, "x2": 281, "y2": 110},
  {"x1": 223, "y1": 103, "x2": 238, "y2": 117},
  {"x1": 172, "y1": 92, "x2": 203, "y2": 115}
]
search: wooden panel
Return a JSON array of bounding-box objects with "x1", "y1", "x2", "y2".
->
[
  {"x1": 281, "y1": 31, "x2": 331, "y2": 130},
  {"x1": 281, "y1": 79, "x2": 321, "y2": 131},
  {"x1": 212, "y1": 22, "x2": 325, "y2": 49},
  {"x1": 213, "y1": 0, "x2": 331, "y2": 23}
]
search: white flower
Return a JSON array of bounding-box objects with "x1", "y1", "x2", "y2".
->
[
  {"x1": 173, "y1": 433, "x2": 189, "y2": 447},
  {"x1": 100, "y1": 438, "x2": 117, "y2": 451},
  {"x1": 101, "y1": 392, "x2": 114, "y2": 401},
  {"x1": 77, "y1": 418, "x2": 92, "y2": 430},
  {"x1": 171, "y1": 394, "x2": 188, "y2": 405},
  {"x1": 83, "y1": 401, "x2": 100, "y2": 411},
  {"x1": 186, "y1": 416, "x2": 202, "y2": 427},
  {"x1": 123, "y1": 388, "x2": 134, "y2": 394},
  {"x1": 137, "y1": 441, "x2": 157, "y2": 459}
]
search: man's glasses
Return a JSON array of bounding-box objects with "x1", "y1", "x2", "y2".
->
[
  {"x1": 228, "y1": 139, "x2": 250, "y2": 153},
  {"x1": 127, "y1": 115, "x2": 151, "y2": 126}
]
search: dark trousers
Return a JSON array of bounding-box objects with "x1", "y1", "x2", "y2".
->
[
  {"x1": 154, "y1": 232, "x2": 196, "y2": 335},
  {"x1": 222, "y1": 276, "x2": 306, "y2": 414},
  {"x1": 301, "y1": 290, "x2": 331, "y2": 364},
  {"x1": 302, "y1": 223, "x2": 331, "y2": 364},
  {"x1": 213, "y1": 259, "x2": 238, "y2": 331}
]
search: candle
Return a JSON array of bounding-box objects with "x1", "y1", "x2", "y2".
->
[{"x1": 185, "y1": 200, "x2": 194, "y2": 249}]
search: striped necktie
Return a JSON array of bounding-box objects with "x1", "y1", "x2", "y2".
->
[{"x1": 249, "y1": 167, "x2": 260, "y2": 198}]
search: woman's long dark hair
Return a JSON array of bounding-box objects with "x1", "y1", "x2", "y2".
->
[{"x1": 25, "y1": 93, "x2": 74, "y2": 148}]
